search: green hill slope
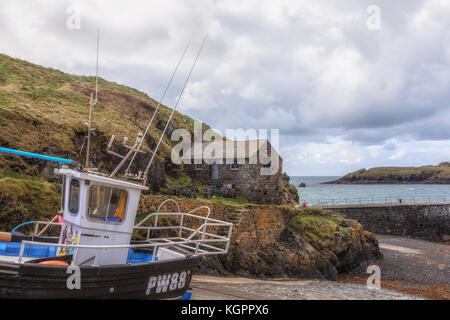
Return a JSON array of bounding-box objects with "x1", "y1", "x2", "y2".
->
[
  {"x1": 0, "y1": 53, "x2": 299, "y2": 231},
  {"x1": 325, "y1": 162, "x2": 450, "y2": 184},
  {"x1": 0, "y1": 53, "x2": 205, "y2": 184},
  {"x1": 0, "y1": 52, "x2": 213, "y2": 229}
]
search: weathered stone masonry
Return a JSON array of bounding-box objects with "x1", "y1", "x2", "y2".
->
[
  {"x1": 186, "y1": 161, "x2": 285, "y2": 204},
  {"x1": 328, "y1": 203, "x2": 450, "y2": 242},
  {"x1": 185, "y1": 139, "x2": 298, "y2": 205}
]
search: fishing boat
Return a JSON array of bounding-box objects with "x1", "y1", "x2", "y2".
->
[
  {"x1": 0, "y1": 166, "x2": 232, "y2": 299},
  {"x1": 0, "y1": 35, "x2": 232, "y2": 299}
]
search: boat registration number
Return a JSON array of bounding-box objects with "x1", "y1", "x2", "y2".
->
[{"x1": 146, "y1": 270, "x2": 189, "y2": 295}]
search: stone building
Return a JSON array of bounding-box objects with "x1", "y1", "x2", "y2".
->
[{"x1": 185, "y1": 139, "x2": 296, "y2": 204}]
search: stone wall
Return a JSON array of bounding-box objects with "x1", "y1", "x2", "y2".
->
[
  {"x1": 185, "y1": 157, "x2": 291, "y2": 205},
  {"x1": 328, "y1": 203, "x2": 450, "y2": 242}
]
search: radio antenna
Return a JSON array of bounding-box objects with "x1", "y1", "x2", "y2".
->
[
  {"x1": 94, "y1": 29, "x2": 100, "y2": 104},
  {"x1": 109, "y1": 42, "x2": 190, "y2": 177},
  {"x1": 85, "y1": 29, "x2": 100, "y2": 170},
  {"x1": 142, "y1": 36, "x2": 207, "y2": 186}
]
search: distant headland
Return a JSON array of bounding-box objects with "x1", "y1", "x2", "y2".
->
[{"x1": 324, "y1": 162, "x2": 450, "y2": 184}]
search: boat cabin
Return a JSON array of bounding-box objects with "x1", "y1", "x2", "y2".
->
[{"x1": 56, "y1": 168, "x2": 147, "y2": 265}]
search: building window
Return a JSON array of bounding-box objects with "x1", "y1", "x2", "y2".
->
[
  {"x1": 88, "y1": 185, "x2": 128, "y2": 224},
  {"x1": 230, "y1": 159, "x2": 239, "y2": 170},
  {"x1": 68, "y1": 179, "x2": 80, "y2": 215},
  {"x1": 61, "y1": 176, "x2": 66, "y2": 212},
  {"x1": 194, "y1": 163, "x2": 203, "y2": 171},
  {"x1": 263, "y1": 161, "x2": 271, "y2": 168}
]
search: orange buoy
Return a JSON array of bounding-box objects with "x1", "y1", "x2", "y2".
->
[
  {"x1": 0, "y1": 232, "x2": 11, "y2": 242},
  {"x1": 38, "y1": 260, "x2": 69, "y2": 266}
]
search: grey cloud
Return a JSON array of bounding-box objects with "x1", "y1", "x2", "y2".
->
[{"x1": 383, "y1": 143, "x2": 396, "y2": 151}]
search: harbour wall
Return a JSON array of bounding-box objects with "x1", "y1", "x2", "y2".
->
[{"x1": 325, "y1": 203, "x2": 450, "y2": 242}]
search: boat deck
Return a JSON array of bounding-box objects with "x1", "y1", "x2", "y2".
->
[
  {"x1": 0, "y1": 241, "x2": 156, "y2": 265},
  {"x1": 0, "y1": 255, "x2": 33, "y2": 263}
]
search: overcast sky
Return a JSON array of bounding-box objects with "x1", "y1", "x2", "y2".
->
[{"x1": 1, "y1": 0, "x2": 449, "y2": 175}]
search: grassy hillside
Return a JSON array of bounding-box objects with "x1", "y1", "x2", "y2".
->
[
  {"x1": 325, "y1": 162, "x2": 450, "y2": 184},
  {"x1": 0, "y1": 53, "x2": 300, "y2": 231},
  {"x1": 0, "y1": 52, "x2": 219, "y2": 230},
  {"x1": 0, "y1": 171, "x2": 60, "y2": 232},
  {"x1": 0, "y1": 52, "x2": 208, "y2": 181}
]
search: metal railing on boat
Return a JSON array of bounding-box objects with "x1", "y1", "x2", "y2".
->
[
  {"x1": 134, "y1": 199, "x2": 233, "y2": 256},
  {"x1": 17, "y1": 236, "x2": 230, "y2": 266},
  {"x1": 16, "y1": 199, "x2": 233, "y2": 266}
]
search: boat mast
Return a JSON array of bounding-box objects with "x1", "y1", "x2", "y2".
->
[
  {"x1": 85, "y1": 29, "x2": 100, "y2": 170},
  {"x1": 123, "y1": 43, "x2": 191, "y2": 176},
  {"x1": 109, "y1": 42, "x2": 190, "y2": 178},
  {"x1": 106, "y1": 37, "x2": 206, "y2": 187},
  {"x1": 142, "y1": 37, "x2": 207, "y2": 186}
]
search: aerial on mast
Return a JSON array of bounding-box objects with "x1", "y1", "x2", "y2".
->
[
  {"x1": 84, "y1": 29, "x2": 100, "y2": 171},
  {"x1": 95, "y1": 29, "x2": 99, "y2": 104}
]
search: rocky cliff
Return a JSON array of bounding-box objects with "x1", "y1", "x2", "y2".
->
[
  {"x1": 325, "y1": 163, "x2": 450, "y2": 184},
  {"x1": 139, "y1": 197, "x2": 382, "y2": 280}
]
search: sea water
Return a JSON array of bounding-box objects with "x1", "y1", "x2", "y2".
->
[{"x1": 290, "y1": 176, "x2": 450, "y2": 206}]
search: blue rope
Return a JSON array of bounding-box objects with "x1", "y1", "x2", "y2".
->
[{"x1": 11, "y1": 221, "x2": 37, "y2": 234}]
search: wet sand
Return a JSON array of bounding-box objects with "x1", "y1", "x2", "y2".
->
[
  {"x1": 339, "y1": 234, "x2": 449, "y2": 300},
  {"x1": 191, "y1": 235, "x2": 449, "y2": 300},
  {"x1": 190, "y1": 275, "x2": 421, "y2": 300}
]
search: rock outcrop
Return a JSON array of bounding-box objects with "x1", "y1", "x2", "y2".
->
[
  {"x1": 139, "y1": 197, "x2": 382, "y2": 280},
  {"x1": 281, "y1": 173, "x2": 300, "y2": 204}
]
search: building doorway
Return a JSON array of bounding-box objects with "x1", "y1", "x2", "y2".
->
[{"x1": 211, "y1": 163, "x2": 219, "y2": 180}]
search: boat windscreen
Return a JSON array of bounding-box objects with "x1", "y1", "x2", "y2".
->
[
  {"x1": 88, "y1": 185, "x2": 128, "y2": 223},
  {"x1": 69, "y1": 179, "x2": 80, "y2": 215}
]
